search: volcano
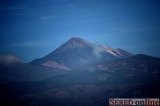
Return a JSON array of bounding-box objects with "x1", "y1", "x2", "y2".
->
[
  {"x1": 31, "y1": 37, "x2": 133, "y2": 69},
  {"x1": 0, "y1": 38, "x2": 160, "y2": 106}
]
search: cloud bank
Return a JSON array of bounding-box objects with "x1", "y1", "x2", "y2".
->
[{"x1": 0, "y1": 54, "x2": 22, "y2": 64}]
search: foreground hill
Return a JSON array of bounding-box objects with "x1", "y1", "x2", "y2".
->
[
  {"x1": 0, "y1": 62, "x2": 66, "y2": 82},
  {"x1": 0, "y1": 54, "x2": 160, "y2": 106}
]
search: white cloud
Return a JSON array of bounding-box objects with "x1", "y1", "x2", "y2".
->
[
  {"x1": 10, "y1": 40, "x2": 52, "y2": 48},
  {"x1": 53, "y1": 0, "x2": 68, "y2": 2},
  {"x1": 40, "y1": 15, "x2": 55, "y2": 20},
  {"x1": 0, "y1": 54, "x2": 22, "y2": 64}
]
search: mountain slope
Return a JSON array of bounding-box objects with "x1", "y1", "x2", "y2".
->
[
  {"x1": 31, "y1": 37, "x2": 133, "y2": 69},
  {"x1": 1, "y1": 38, "x2": 160, "y2": 106},
  {"x1": 2, "y1": 54, "x2": 159, "y2": 106},
  {"x1": 0, "y1": 63, "x2": 66, "y2": 82}
]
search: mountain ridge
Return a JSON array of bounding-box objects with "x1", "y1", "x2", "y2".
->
[{"x1": 30, "y1": 37, "x2": 133, "y2": 70}]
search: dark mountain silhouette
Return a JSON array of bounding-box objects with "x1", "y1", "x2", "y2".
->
[
  {"x1": 0, "y1": 38, "x2": 160, "y2": 106},
  {"x1": 0, "y1": 62, "x2": 66, "y2": 82},
  {"x1": 31, "y1": 37, "x2": 133, "y2": 69}
]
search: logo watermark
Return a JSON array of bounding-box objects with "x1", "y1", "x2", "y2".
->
[{"x1": 109, "y1": 98, "x2": 160, "y2": 106}]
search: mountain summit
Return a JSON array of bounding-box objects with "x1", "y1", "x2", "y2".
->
[
  {"x1": 31, "y1": 37, "x2": 133, "y2": 69},
  {"x1": 65, "y1": 37, "x2": 92, "y2": 47},
  {"x1": 52, "y1": 37, "x2": 94, "y2": 53}
]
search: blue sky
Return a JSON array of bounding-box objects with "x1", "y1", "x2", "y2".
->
[{"x1": 0, "y1": 0, "x2": 160, "y2": 62}]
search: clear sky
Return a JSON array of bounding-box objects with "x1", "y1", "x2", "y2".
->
[{"x1": 0, "y1": 0, "x2": 160, "y2": 62}]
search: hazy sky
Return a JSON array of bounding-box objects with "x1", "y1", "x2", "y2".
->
[{"x1": 0, "y1": 0, "x2": 160, "y2": 62}]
